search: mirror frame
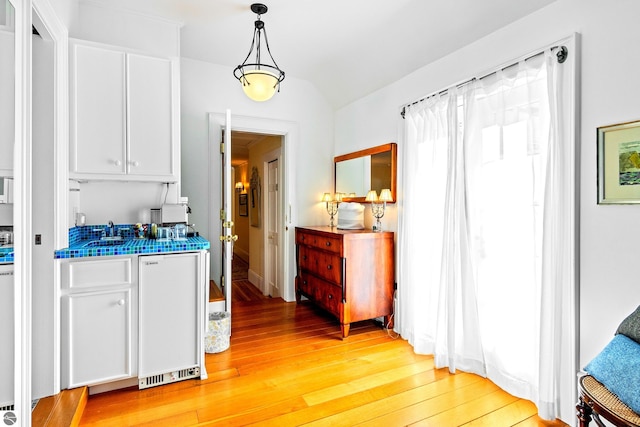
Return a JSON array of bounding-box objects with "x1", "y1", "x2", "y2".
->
[{"x1": 334, "y1": 142, "x2": 397, "y2": 203}]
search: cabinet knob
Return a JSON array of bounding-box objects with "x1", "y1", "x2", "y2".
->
[
  {"x1": 327, "y1": 264, "x2": 332, "y2": 270},
  {"x1": 114, "y1": 160, "x2": 122, "y2": 166},
  {"x1": 117, "y1": 299, "x2": 125, "y2": 306},
  {"x1": 130, "y1": 160, "x2": 140, "y2": 167},
  {"x1": 325, "y1": 241, "x2": 331, "y2": 247},
  {"x1": 302, "y1": 255, "x2": 307, "y2": 261},
  {"x1": 328, "y1": 294, "x2": 333, "y2": 300}
]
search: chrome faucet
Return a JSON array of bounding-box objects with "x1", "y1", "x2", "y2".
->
[{"x1": 107, "y1": 220, "x2": 115, "y2": 237}]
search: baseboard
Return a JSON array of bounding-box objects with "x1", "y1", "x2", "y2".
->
[{"x1": 248, "y1": 269, "x2": 264, "y2": 293}]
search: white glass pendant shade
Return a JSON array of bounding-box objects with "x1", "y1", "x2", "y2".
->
[{"x1": 241, "y1": 70, "x2": 279, "y2": 102}]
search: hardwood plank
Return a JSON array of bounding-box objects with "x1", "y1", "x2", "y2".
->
[
  {"x1": 33, "y1": 386, "x2": 88, "y2": 427},
  {"x1": 78, "y1": 284, "x2": 569, "y2": 427},
  {"x1": 461, "y1": 399, "x2": 538, "y2": 426}
]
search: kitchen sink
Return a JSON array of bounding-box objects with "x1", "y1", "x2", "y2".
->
[{"x1": 83, "y1": 239, "x2": 126, "y2": 248}]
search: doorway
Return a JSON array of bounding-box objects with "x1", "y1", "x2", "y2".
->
[
  {"x1": 230, "y1": 130, "x2": 283, "y2": 299},
  {"x1": 207, "y1": 113, "x2": 298, "y2": 305}
]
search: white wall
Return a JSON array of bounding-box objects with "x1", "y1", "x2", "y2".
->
[
  {"x1": 180, "y1": 58, "x2": 334, "y2": 287},
  {"x1": 335, "y1": 0, "x2": 640, "y2": 384}
]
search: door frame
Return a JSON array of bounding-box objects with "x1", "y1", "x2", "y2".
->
[
  {"x1": 208, "y1": 113, "x2": 298, "y2": 303},
  {"x1": 262, "y1": 147, "x2": 282, "y2": 298}
]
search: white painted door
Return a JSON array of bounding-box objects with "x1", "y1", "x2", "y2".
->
[
  {"x1": 220, "y1": 111, "x2": 234, "y2": 316},
  {"x1": 266, "y1": 158, "x2": 280, "y2": 298}
]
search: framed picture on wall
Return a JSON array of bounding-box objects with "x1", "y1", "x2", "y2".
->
[
  {"x1": 598, "y1": 119, "x2": 640, "y2": 204},
  {"x1": 239, "y1": 193, "x2": 248, "y2": 216}
]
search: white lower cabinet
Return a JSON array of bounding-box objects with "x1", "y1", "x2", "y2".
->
[
  {"x1": 61, "y1": 257, "x2": 137, "y2": 389},
  {"x1": 0, "y1": 265, "x2": 14, "y2": 407},
  {"x1": 60, "y1": 251, "x2": 206, "y2": 391},
  {"x1": 138, "y1": 252, "x2": 204, "y2": 387}
]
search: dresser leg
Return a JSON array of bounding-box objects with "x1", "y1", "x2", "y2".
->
[
  {"x1": 384, "y1": 315, "x2": 394, "y2": 329},
  {"x1": 341, "y1": 323, "x2": 350, "y2": 339}
]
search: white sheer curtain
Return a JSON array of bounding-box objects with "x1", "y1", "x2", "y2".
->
[{"x1": 398, "y1": 48, "x2": 574, "y2": 421}]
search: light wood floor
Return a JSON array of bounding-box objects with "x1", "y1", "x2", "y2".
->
[{"x1": 80, "y1": 283, "x2": 568, "y2": 426}]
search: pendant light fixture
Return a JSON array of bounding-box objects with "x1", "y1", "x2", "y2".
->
[{"x1": 233, "y1": 3, "x2": 285, "y2": 102}]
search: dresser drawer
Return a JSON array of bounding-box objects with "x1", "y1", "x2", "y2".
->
[
  {"x1": 314, "y1": 280, "x2": 342, "y2": 317},
  {"x1": 298, "y1": 245, "x2": 342, "y2": 284},
  {"x1": 296, "y1": 231, "x2": 343, "y2": 255},
  {"x1": 296, "y1": 272, "x2": 314, "y2": 297}
]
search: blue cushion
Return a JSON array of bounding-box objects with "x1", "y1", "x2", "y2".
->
[{"x1": 584, "y1": 334, "x2": 640, "y2": 414}]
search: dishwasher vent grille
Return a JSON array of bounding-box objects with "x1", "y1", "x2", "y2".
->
[{"x1": 139, "y1": 366, "x2": 200, "y2": 389}]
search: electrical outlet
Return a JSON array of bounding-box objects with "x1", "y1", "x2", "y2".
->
[{"x1": 35, "y1": 234, "x2": 41, "y2": 245}]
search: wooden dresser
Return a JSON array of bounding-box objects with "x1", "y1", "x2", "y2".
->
[{"x1": 295, "y1": 226, "x2": 395, "y2": 338}]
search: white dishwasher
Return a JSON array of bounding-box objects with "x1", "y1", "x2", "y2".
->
[
  {"x1": 0, "y1": 264, "x2": 14, "y2": 408},
  {"x1": 138, "y1": 252, "x2": 204, "y2": 388}
]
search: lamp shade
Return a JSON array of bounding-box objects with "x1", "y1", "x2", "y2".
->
[
  {"x1": 365, "y1": 190, "x2": 378, "y2": 202},
  {"x1": 379, "y1": 188, "x2": 392, "y2": 202},
  {"x1": 241, "y1": 70, "x2": 279, "y2": 102},
  {"x1": 322, "y1": 192, "x2": 333, "y2": 202}
]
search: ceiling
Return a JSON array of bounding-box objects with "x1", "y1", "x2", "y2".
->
[
  {"x1": 88, "y1": 0, "x2": 556, "y2": 109},
  {"x1": 230, "y1": 131, "x2": 270, "y2": 165}
]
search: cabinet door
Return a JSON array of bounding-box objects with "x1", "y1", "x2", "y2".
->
[
  {"x1": 63, "y1": 289, "x2": 133, "y2": 387},
  {"x1": 127, "y1": 54, "x2": 175, "y2": 178},
  {"x1": 0, "y1": 267, "x2": 14, "y2": 406},
  {"x1": 70, "y1": 42, "x2": 126, "y2": 175},
  {"x1": 139, "y1": 253, "x2": 200, "y2": 377},
  {"x1": 0, "y1": 30, "x2": 14, "y2": 176}
]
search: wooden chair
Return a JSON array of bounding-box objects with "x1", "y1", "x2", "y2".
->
[{"x1": 577, "y1": 374, "x2": 640, "y2": 427}]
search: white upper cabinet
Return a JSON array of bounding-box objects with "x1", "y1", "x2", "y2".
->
[
  {"x1": 127, "y1": 54, "x2": 174, "y2": 177},
  {"x1": 0, "y1": 30, "x2": 14, "y2": 177},
  {"x1": 69, "y1": 40, "x2": 179, "y2": 182}
]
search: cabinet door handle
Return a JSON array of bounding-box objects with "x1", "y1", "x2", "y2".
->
[{"x1": 117, "y1": 299, "x2": 125, "y2": 306}]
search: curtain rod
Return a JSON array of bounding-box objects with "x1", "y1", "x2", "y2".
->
[{"x1": 400, "y1": 45, "x2": 568, "y2": 119}]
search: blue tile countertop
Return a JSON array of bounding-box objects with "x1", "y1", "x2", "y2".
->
[
  {"x1": 54, "y1": 225, "x2": 210, "y2": 259},
  {"x1": 0, "y1": 246, "x2": 13, "y2": 264}
]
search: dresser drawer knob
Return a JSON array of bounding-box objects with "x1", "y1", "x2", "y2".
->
[
  {"x1": 303, "y1": 255, "x2": 307, "y2": 260},
  {"x1": 325, "y1": 241, "x2": 331, "y2": 247},
  {"x1": 327, "y1": 264, "x2": 332, "y2": 270},
  {"x1": 328, "y1": 294, "x2": 333, "y2": 299}
]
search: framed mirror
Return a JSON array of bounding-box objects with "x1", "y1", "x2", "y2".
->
[{"x1": 334, "y1": 143, "x2": 397, "y2": 203}]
